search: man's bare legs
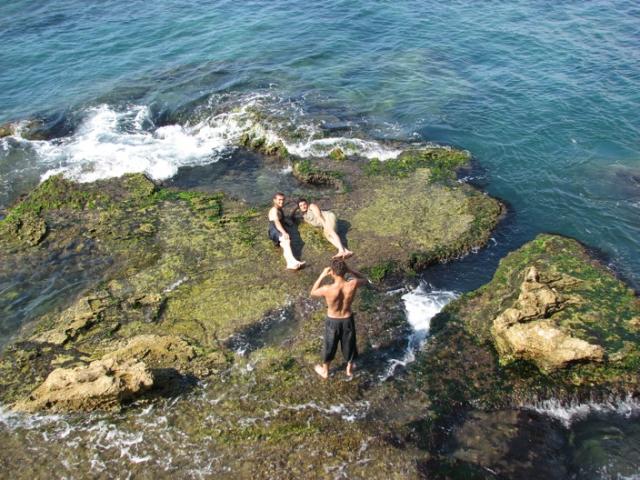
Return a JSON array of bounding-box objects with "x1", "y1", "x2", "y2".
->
[
  {"x1": 323, "y1": 228, "x2": 353, "y2": 259},
  {"x1": 280, "y1": 236, "x2": 305, "y2": 270}
]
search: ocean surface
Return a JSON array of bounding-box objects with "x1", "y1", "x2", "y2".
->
[
  {"x1": 1, "y1": 0, "x2": 639, "y2": 477},
  {"x1": 1, "y1": 0, "x2": 639, "y2": 288}
]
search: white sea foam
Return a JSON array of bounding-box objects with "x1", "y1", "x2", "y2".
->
[
  {"x1": 5, "y1": 94, "x2": 409, "y2": 185},
  {"x1": 524, "y1": 394, "x2": 640, "y2": 427},
  {"x1": 380, "y1": 283, "x2": 458, "y2": 381},
  {"x1": 266, "y1": 400, "x2": 370, "y2": 422},
  {"x1": 284, "y1": 136, "x2": 402, "y2": 161},
  {"x1": 34, "y1": 104, "x2": 237, "y2": 183},
  {"x1": 163, "y1": 276, "x2": 188, "y2": 293}
]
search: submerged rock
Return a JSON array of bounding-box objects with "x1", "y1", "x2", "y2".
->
[
  {"x1": 0, "y1": 123, "x2": 14, "y2": 138},
  {"x1": 13, "y1": 357, "x2": 153, "y2": 413}
]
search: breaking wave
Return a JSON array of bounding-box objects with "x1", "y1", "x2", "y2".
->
[{"x1": 2, "y1": 92, "x2": 407, "y2": 186}]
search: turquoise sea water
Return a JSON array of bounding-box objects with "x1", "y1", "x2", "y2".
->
[{"x1": 1, "y1": 0, "x2": 639, "y2": 288}]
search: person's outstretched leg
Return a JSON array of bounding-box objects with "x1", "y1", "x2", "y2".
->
[
  {"x1": 280, "y1": 237, "x2": 304, "y2": 269},
  {"x1": 342, "y1": 315, "x2": 357, "y2": 377},
  {"x1": 316, "y1": 317, "x2": 339, "y2": 379},
  {"x1": 323, "y1": 227, "x2": 353, "y2": 258}
]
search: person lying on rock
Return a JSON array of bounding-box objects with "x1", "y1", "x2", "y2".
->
[
  {"x1": 295, "y1": 198, "x2": 353, "y2": 259},
  {"x1": 310, "y1": 258, "x2": 367, "y2": 379},
  {"x1": 268, "y1": 192, "x2": 305, "y2": 270}
]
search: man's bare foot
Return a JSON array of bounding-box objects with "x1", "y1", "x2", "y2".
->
[
  {"x1": 346, "y1": 362, "x2": 355, "y2": 377},
  {"x1": 342, "y1": 250, "x2": 354, "y2": 259},
  {"x1": 314, "y1": 364, "x2": 328, "y2": 379},
  {"x1": 287, "y1": 261, "x2": 306, "y2": 270}
]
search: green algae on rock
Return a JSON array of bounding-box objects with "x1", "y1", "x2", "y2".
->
[
  {"x1": 291, "y1": 158, "x2": 346, "y2": 191},
  {"x1": 375, "y1": 235, "x2": 640, "y2": 477},
  {"x1": 0, "y1": 143, "x2": 503, "y2": 413},
  {"x1": 414, "y1": 234, "x2": 640, "y2": 408}
]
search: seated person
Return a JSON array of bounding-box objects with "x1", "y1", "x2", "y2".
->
[
  {"x1": 268, "y1": 192, "x2": 305, "y2": 270},
  {"x1": 295, "y1": 198, "x2": 353, "y2": 259}
]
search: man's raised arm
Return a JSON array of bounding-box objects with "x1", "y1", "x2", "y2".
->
[
  {"x1": 346, "y1": 264, "x2": 368, "y2": 287},
  {"x1": 310, "y1": 267, "x2": 332, "y2": 297}
]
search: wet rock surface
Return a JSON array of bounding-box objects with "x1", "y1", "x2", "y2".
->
[
  {"x1": 1, "y1": 146, "x2": 638, "y2": 477},
  {"x1": 421, "y1": 234, "x2": 640, "y2": 404},
  {"x1": 492, "y1": 266, "x2": 605, "y2": 372},
  {"x1": 13, "y1": 357, "x2": 153, "y2": 413},
  {"x1": 0, "y1": 144, "x2": 503, "y2": 412}
]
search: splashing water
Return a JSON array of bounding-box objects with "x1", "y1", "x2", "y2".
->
[
  {"x1": 380, "y1": 284, "x2": 458, "y2": 380},
  {"x1": 2, "y1": 94, "x2": 407, "y2": 189},
  {"x1": 524, "y1": 394, "x2": 640, "y2": 428}
]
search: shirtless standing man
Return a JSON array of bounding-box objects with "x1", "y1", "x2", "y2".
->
[{"x1": 310, "y1": 258, "x2": 368, "y2": 379}]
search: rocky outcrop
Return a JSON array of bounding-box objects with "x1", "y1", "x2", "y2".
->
[
  {"x1": 33, "y1": 294, "x2": 107, "y2": 345},
  {"x1": 13, "y1": 357, "x2": 153, "y2": 413},
  {"x1": 0, "y1": 144, "x2": 503, "y2": 413},
  {"x1": 492, "y1": 266, "x2": 605, "y2": 372},
  {"x1": 495, "y1": 319, "x2": 605, "y2": 372},
  {"x1": 0, "y1": 123, "x2": 14, "y2": 138},
  {"x1": 11, "y1": 335, "x2": 197, "y2": 413},
  {"x1": 424, "y1": 234, "x2": 640, "y2": 395},
  {"x1": 102, "y1": 334, "x2": 196, "y2": 367}
]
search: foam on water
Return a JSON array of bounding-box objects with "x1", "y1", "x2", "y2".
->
[
  {"x1": 285, "y1": 136, "x2": 402, "y2": 161},
  {"x1": 33, "y1": 104, "x2": 238, "y2": 183},
  {"x1": 524, "y1": 394, "x2": 640, "y2": 428},
  {"x1": 381, "y1": 283, "x2": 458, "y2": 380},
  {"x1": 0, "y1": 93, "x2": 408, "y2": 186}
]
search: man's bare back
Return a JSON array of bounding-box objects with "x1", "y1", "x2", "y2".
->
[
  {"x1": 318, "y1": 272, "x2": 358, "y2": 318},
  {"x1": 310, "y1": 259, "x2": 367, "y2": 379}
]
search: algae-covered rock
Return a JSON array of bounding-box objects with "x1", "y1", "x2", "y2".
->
[
  {"x1": 102, "y1": 334, "x2": 196, "y2": 366},
  {"x1": 329, "y1": 147, "x2": 347, "y2": 161},
  {"x1": 0, "y1": 123, "x2": 14, "y2": 138},
  {"x1": 13, "y1": 357, "x2": 153, "y2": 413},
  {"x1": 392, "y1": 235, "x2": 640, "y2": 476},
  {"x1": 425, "y1": 234, "x2": 640, "y2": 396},
  {"x1": 492, "y1": 266, "x2": 605, "y2": 371},
  {"x1": 291, "y1": 158, "x2": 346, "y2": 191},
  {"x1": 3, "y1": 211, "x2": 47, "y2": 246},
  {"x1": 344, "y1": 168, "x2": 503, "y2": 275},
  {"x1": 32, "y1": 294, "x2": 107, "y2": 345},
  {"x1": 0, "y1": 143, "x2": 503, "y2": 413}
]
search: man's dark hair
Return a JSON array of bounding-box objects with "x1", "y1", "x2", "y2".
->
[
  {"x1": 297, "y1": 197, "x2": 308, "y2": 205},
  {"x1": 273, "y1": 192, "x2": 285, "y2": 199},
  {"x1": 331, "y1": 258, "x2": 347, "y2": 277}
]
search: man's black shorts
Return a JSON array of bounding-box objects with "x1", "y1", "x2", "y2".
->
[{"x1": 323, "y1": 315, "x2": 358, "y2": 363}]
